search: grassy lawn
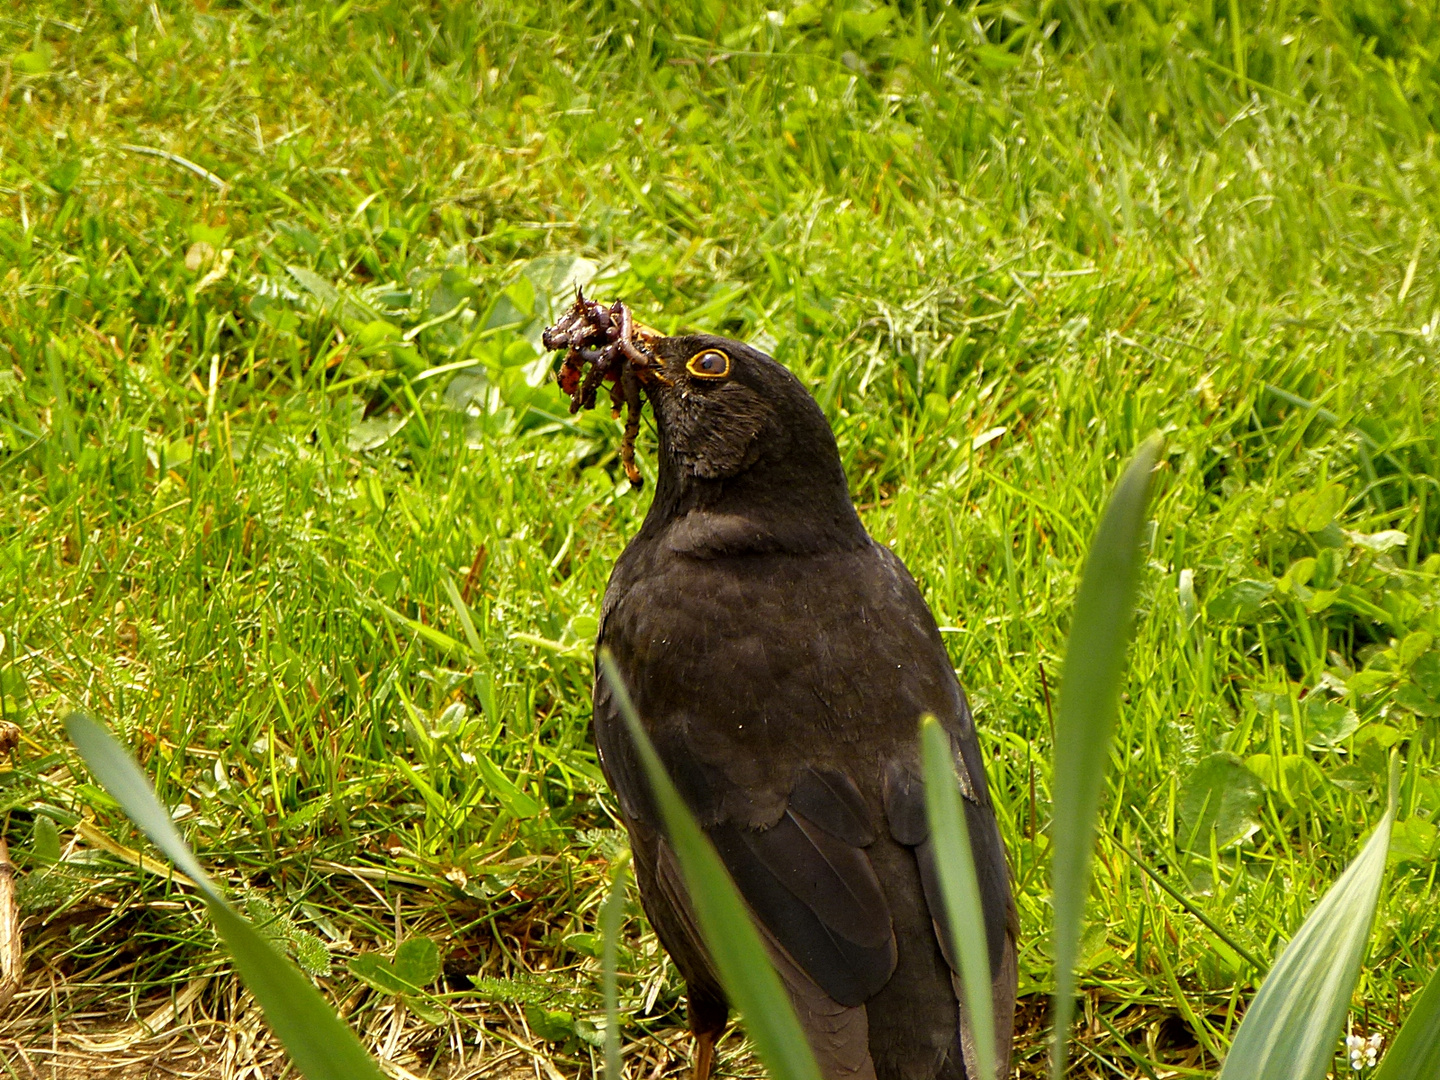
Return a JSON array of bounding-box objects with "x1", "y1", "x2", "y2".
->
[{"x1": 3, "y1": 1, "x2": 1440, "y2": 1076}]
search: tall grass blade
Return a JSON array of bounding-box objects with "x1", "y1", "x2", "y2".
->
[
  {"x1": 596, "y1": 652, "x2": 823, "y2": 1080},
  {"x1": 1372, "y1": 962, "x2": 1440, "y2": 1080},
  {"x1": 602, "y1": 859, "x2": 629, "y2": 1080},
  {"x1": 1050, "y1": 435, "x2": 1162, "y2": 1080},
  {"x1": 1217, "y1": 753, "x2": 1400, "y2": 1080},
  {"x1": 65, "y1": 713, "x2": 387, "y2": 1080},
  {"x1": 920, "y1": 715, "x2": 995, "y2": 1080}
]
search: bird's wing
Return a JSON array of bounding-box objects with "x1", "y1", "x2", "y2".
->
[
  {"x1": 649, "y1": 827, "x2": 878, "y2": 1080},
  {"x1": 595, "y1": 671, "x2": 899, "y2": 1009},
  {"x1": 707, "y1": 765, "x2": 897, "y2": 1006},
  {"x1": 881, "y1": 736, "x2": 1013, "y2": 980},
  {"x1": 883, "y1": 730, "x2": 1018, "y2": 1080}
]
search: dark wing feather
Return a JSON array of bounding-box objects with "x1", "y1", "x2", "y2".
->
[
  {"x1": 593, "y1": 678, "x2": 720, "y2": 826},
  {"x1": 883, "y1": 756, "x2": 1011, "y2": 982},
  {"x1": 884, "y1": 744, "x2": 1017, "y2": 1080},
  {"x1": 768, "y1": 811, "x2": 890, "y2": 948},
  {"x1": 712, "y1": 816, "x2": 896, "y2": 1007},
  {"x1": 957, "y1": 926, "x2": 1018, "y2": 1080},
  {"x1": 791, "y1": 766, "x2": 876, "y2": 847}
]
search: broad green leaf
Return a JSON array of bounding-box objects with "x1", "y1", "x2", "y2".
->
[
  {"x1": 1411, "y1": 652, "x2": 1440, "y2": 697},
  {"x1": 597, "y1": 652, "x2": 822, "y2": 1080},
  {"x1": 1373, "y1": 963, "x2": 1440, "y2": 1080},
  {"x1": 1207, "y1": 579, "x2": 1274, "y2": 622},
  {"x1": 1049, "y1": 435, "x2": 1162, "y2": 1080},
  {"x1": 1289, "y1": 482, "x2": 1347, "y2": 533},
  {"x1": 1178, "y1": 753, "x2": 1264, "y2": 851},
  {"x1": 1250, "y1": 692, "x2": 1360, "y2": 750},
  {"x1": 523, "y1": 253, "x2": 598, "y2": 306},
  {"x1": 1388, "y1": 816, "x2": 1438, "y2": 867},
  {"x1": 347, "y1": 414, "x2": 407, "y2": 452},
  {"x1": 1244, "y1": 752, "x2": 1322, "y2": 805},
  {"x1": 347, "y1": 937, "x2": 440, "y2": 995},
  {"x1": 1395, "y1": 683, "x2": 1440, "y2": 717},
  {"x1": 1398, "y1": 631, "x2": 1433, "y2": 667},
  {"x1": 48, "y1": 159, "x2": 82, "y2": 195},
  {"x1": 30, "y1": 815, "x2": 60, "y2": 865},
  {"x1": 1348, "y1": 528, "x2": 1407, "y2": 553},
  {"x1": 64, "y1": 713, "x2": 386, "y2": 1080},
  {"x1": 1300, "y1": 698, "x2": 1360, "y2": 748},
  {"x1": 526, "y1": 1003, "x2": 578, "y2": 1042},
  {"x1": 11, "y1": 49, "x2": 50, "y2": 75},
  {"x1": 1217, "y1": 755, "x2": 1399, "y2": 1080},
  {"x1": 563, "y1": 931, "x2": 602, "y2": 958},
  {"x1": 838, "y1": 7, "x2": 894, "y2": 44},
  {"x1": 920, "y1": 716, "x2": 994, "y2": 1080}
]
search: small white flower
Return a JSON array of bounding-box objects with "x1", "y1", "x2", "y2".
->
[{"x1": 1347, "y1": 1031, "x2": 1382, "y2": 1070}]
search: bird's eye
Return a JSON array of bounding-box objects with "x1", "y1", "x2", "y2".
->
[{"x1": 685, "y1": 349, "x2": 731, "y2": 379}]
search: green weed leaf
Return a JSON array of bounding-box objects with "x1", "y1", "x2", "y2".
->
[
  {"x1": 920, "y1": 715, "x2": 995, "y2": 1080},
  {"x1": 525, "y1": 1003, "x2": 577, "y2": 1043},
  {"x1": 1217, "y1": 755, "x2": 1399, "y2": 1080},
  {"x1": 602, "y1": 860, "x2": 629, "y2": 1080},
  {"x1": 30, "y1": 815, "x2": 60, "y2": 865},
  {"x1": 1373, "y1": 962, "x2": 1440, "y2": 1080},
  {"x1": 1289, "y1": 483, "x2": 1347, "y2": 533},
  {"x1": 64, "y1": 713, "x2": 386, "y2": 1080},
  {"x1": 348, "y1": 937, "x2": 440, "y2": 995},
  {"x1": 11, "y1": 48, "x2": 50, "y2": 75},
  {"x1": 1049, "y1": 435, "x2": 1162, "y2": 1080},
  {"x1": 469, "y1": 975, "x2": 550, "y2": 1005},
  {"x1": 1208, "y1": 580, "x2": 1274, "y2": 622},
  {"x1": 243, "y1": 895, "x2": 333, "y2": 977}
]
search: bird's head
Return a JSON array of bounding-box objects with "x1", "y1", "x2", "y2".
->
[{"x1": 635, "y1": 332, "x2": 867, "y2": 553}]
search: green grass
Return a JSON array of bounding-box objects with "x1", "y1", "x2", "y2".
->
[{"x1": 3, "y1": 1, "x2": 1440, "y2": 1076}]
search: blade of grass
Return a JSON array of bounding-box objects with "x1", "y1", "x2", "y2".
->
[
  {"x1": 64, "y1": 712, "x2": 387, "y2": 1080},
  {"x1": 1373, "y1": 961, "x2": 1440, "y2": 1080},
  {"x1": 1119, "y1": 840, "x2": 1265, "y2": 971},
  {"x1": 1217, "y1": 753, "x2": 1400, "y2": 1080},
  {"x1": 1050, "y1": 434, "x2": 1163, "y2": 1080},
  {"x1": 602, "y1": 858, "x2": 630, "y2": 1080},
  {"x1": 921, "y1": 715, "x2": 995, "y2": 1080},
  {"x1": 596, "y1": 651, "x2": 823, "y2": 1080}
]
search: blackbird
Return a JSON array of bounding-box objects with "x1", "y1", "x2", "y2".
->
[{"x1": 591, "y1": 332, "x2": 1017, "y2": 1080}]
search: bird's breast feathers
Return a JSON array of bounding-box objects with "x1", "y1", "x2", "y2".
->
[{"x1": 599, "y1": 537, "x2": 974, "y2": 781}]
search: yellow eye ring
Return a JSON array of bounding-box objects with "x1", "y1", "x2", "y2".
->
[{"x1": 686, "y1": 349, "x2": 731, "y2": 379}]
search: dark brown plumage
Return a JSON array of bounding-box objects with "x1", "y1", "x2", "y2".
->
[{"x1": 589, "y1": 331, "x2": 1017, "y2": 1080}]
